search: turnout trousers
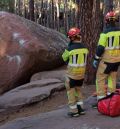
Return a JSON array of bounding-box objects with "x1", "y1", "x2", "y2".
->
[
  {"x1": 65, "y1": 77, "x2": 84, "y2": 113},
  {"x1": 96, "y1": 60, "x2": 120, "y2": 100}
]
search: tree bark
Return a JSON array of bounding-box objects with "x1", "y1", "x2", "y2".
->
[
  {"x1": 9, "y1": 0, "x2": 15, "y2": 13},
  {"x1": 23, "y1": 0, "x2": 27, "y2": 18},
  {"x1": 29, "y1": 0, "x2": 34, "y2": 21},
  {"x1": 18, "y1": 0, "x2": 21, "y2": 15},
  {"x1": 76, "y1": 0, "x2": 80, "y2": 28},
  {"x1": 80, "y1": 0, "x2": 101, "y2": 84},
  {"x1": 64, "y1": 0, "x2": 69, "y2": 33},
  {"x1": 104, "y1": 0, "x2": 113, "y2": 13},
  {"x1": 46, "y1": 0, "x2": 50, "y2": 28},
  {"x1": 56, "y1": 0, "x2": 60, "y2": 31},
  {"x1": 49, "y1": 0, "x2": 55, "y2": 28}
]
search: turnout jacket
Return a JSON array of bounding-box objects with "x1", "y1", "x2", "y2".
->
[
  {"x1": 62, "y1": 42, "x2": 88, "y2": 80},
  {"x1": 95, "y1": 27, "x2": 120, "y2": 63}
]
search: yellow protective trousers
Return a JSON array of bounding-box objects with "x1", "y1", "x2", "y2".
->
[
  {"x1": 96, "y1": 60, "x2": 118, "y2": 100},
  {"x1": 65, "y1": 77, "x2": 84, "y2": 113}
]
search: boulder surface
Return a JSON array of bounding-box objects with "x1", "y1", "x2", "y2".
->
[{"x1": 0, "y1": 11, "x2": 67, "y2": 94}]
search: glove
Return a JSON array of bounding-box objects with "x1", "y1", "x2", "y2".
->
[{"x1": 93, "y1": 60, "x2": 99, "y2": 68}]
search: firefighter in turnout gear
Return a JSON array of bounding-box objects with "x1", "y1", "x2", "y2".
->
[
  {"x1": 62, "y1": 27, "x2": 89, "y2": 117},
  {"x1": 93, "y1": 11, "x2": 120, "y2": 104}
]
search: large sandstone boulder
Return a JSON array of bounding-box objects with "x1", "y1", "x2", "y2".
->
[{"x1": 0, "y1": 12, "x2": 67, "y2": 94}]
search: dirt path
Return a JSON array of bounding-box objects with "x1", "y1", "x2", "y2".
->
[{"x1": 0, "y1": 101, "x2": 120, "y2": 129}]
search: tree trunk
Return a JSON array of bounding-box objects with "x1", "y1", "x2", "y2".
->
[
  {"x1": 14, "y1": 0, "x2": 21, "y2": 15},
  {"x1": 29, "y1": 0, "x2": 34, "y2": 21},
  {"x1": 51, "y1": 0, "x2": 55, "y2": 28},
  {"x1": 46, "y1": 0, "x2": 50, "y2": 28},
  {"x1": 76, "y1": 0, "x2": 80, "y2": 28},
  {"x1": 80, "y1": 0, "x2": 101, "y2": 84},
  {"x1": 9, "y1": 0, "x2": 15, "y2": 13},
  {"x1": 64, "y1": 0, "x2": 69, "y2": 33},
  {"x1": 18, "y1": 0, "x2": 21, "y2": 15},
  {"x1": 56, "y1": 0, "x2": 60, "y2": 31},
  {"x1": 104, "y1": 0, "x2": 113, "y2": 13},
  {"x1": 23, "y1": 0, "x2": 27, "y2": 18}
]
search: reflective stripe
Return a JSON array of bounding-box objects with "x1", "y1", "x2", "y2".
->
[
  {"x1": 77, "y1": 101, "x2": 83, "y2": 105},
  {"x1": 73, "y1": 55, "x2": 76, "y2": 64},
  {"x1": 69, "y1": 105, "x2": 77, "y2": 109},
  {"x1": 68, "y1": 63, "x2": 86, "y2": 67},
  {"x1": 108, "y1": 37, "x2": 113, "y2": 48},
  {"x1": 105, "y1": 46, "x2": 120, "y2": 50}
]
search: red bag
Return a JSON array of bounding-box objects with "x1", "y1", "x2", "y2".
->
[{"x1": 98, "y1": 89, "x2": 120, "y2": 117}]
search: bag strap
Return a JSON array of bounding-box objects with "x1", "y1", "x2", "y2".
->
[
  {"x1": 98, "y1": 89, "x2": 120, "y2": 102},
  {"x1": 98, "y1": 93, "x2": 114, "y2": 102}
]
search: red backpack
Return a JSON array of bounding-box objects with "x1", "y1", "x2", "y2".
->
[{"x1": 98, "y1": 89, "x2": 120, "y2": 117}]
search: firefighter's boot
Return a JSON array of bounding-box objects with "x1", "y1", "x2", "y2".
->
[
  {"x1": 77, "y1": 104, "x2": 85, "y2": 115},
  {"x1": 67, "y1": 112, "x2": 79, "y2": 117}
]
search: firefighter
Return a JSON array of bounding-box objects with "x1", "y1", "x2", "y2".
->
[
  {"x1": 93, "y1": 11, "x2": 120, "y2": 107},
  {"x1": 62, "y1": 27, "x2": 89, "y2": 117}
]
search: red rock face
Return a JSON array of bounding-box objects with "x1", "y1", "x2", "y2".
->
[{"x1": 0, "y1": 12, "x2": 67, "y2": 94}]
